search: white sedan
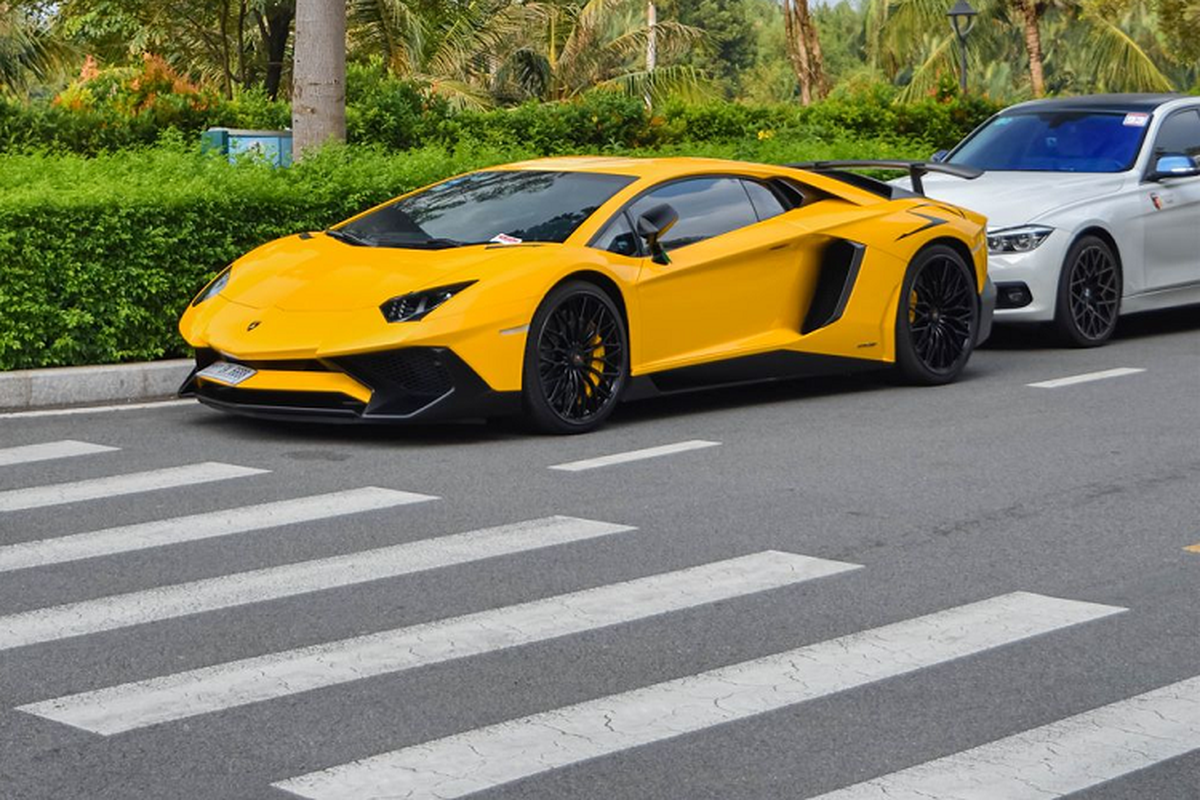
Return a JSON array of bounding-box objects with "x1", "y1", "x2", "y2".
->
[{"x1": 915, "y1": 93, "x2": 1200, "y2": 346}]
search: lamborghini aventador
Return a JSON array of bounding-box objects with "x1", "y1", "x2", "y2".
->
[{"x1": 179, "y1": 156, "x2": 995, "y2": 433}]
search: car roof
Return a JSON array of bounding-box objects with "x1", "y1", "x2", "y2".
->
[{"x1": 1001, "y1": 93, "x2": 1186, "y2": 115}]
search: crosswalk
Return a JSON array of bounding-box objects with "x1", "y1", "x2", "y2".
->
[{"x1": 2, "y1": 438, "x2": 1197, "y2": 800}]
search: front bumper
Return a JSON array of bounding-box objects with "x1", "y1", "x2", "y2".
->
[
  {"x1": 986, "y1": 232, "x2": 1071, "y2": 323},
  {"x1": 179, "y1": 346, "x2": 519, "y2": 424}
]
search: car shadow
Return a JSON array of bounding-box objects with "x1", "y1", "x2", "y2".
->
[{"x1": 982, "y1": 303, "x2": 1200, "y2": 351}]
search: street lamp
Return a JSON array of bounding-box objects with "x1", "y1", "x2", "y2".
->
[{"x1": 947, "y1": 0, "x2": 978, "y2": 95}]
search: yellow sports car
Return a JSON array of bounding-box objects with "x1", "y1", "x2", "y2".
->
[{"x1": 179, "y1": 156, "x2": 994, "y2": 433}]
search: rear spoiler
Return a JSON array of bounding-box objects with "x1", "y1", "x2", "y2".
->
[{"x1": 786, "y1": 160, "x2": 983, "y2": 196}]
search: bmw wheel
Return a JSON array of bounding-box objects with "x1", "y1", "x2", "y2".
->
[
  {"x1": 523, "y1": 281, "x2": 628, "y2": 434},
  {"x1": 1054, "y1": 235, "x2": 1121, "y2": 347},
  {"x1": 894, "y1": 245, "x2": 978, "y2": 385}
]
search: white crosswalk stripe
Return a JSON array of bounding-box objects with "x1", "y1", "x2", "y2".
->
[
  {"x1": 0, "y1": 487, "x2": 437, "y2": 573},
  {"x1": 0, "y1": 462, "x2": 267, "y2": 512},
  {"x1": 0, "y1": 516, "x2": 635, "y2": 651},
  {"x1": 0, "y1": 440, "x2": 118, "y2": 468},
  {"x1": 272, "y1": 592, "x2": 1125, "y2": 800},
  {"x1": 808, "y1": 674, "x2": 1200, "y2": 799},
  {"x1": 20, "y1": 550, "x2": 860, "y2": 735}
]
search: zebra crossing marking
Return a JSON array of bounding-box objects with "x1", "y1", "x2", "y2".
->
[
  {"x1": 0, "y1": 462, "x2": 267, "y2": 513},
  {"x1": 20, "y1": 550, "x2": 860, "y2": 735},
  {"x1": 0, "y1": 516, "x2": 635, "y2": 651},
  {"x1": 0, "y1": 440, "x2": 118, "y2": 468},
  {"x1": 809, "y1": 674, "x2": 1200, "y2": 799},
  {"x1": 0, "y1": 487, "x2": 437, "y2": 573},
  {"x1": 273, "y1": 592, "x2": 1124, "y2": 800}
]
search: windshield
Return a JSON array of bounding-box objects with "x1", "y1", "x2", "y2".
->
[
  {"x1": 337, "y1": 170, "x2": 636, "y2": 248},
  {"x1": 948, "y1": 111, "x2": 1150, "y2": 173}
]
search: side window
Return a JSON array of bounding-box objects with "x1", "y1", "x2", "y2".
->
[
  {"x1": 742, "y1": 180, "x2": 786, "y2": 221},
  {"x1": 628, "y1": 177, "x2": 759, "y2": 251},
  {"x1": 1152, "y1": 110, "x2": 1200, "y2": 164},
  {"x1": 593, "y1": 212, "x2": 641, "y2": 257}
]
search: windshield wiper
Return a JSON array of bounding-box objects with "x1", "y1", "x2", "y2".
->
[
  {"x1": 376, "y1": 236, "x2": 477, "y2": 250},
  {"x1": 324, "y1": 228, "x2": 374, "y2": 247}
]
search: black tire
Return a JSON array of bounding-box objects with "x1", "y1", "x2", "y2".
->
[
  {"x1": 894, "y1": 244, "x2": 979, "y2": 385},
  {"x1": 1053, "y1": 235, "x2": 1121, "y2": 347},
  {"x1": 522, "y1": 280, "x2": 629, "y2": 434}
]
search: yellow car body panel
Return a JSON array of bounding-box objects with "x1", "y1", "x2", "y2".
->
[{"x1": 178, "y1": 156, "x2": 990, "y2": 424}]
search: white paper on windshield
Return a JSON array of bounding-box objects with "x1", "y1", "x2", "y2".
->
[
  {"x1": 490, "y1": 233, "x2": 523, "y2": 245},
  {"x1": 1123, "y1": 113, "x2": 1150, "y2": 127}
]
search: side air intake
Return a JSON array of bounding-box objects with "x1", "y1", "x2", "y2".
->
[{"x1": 802, "y1": 239, "x2": 865, "y2": 334}]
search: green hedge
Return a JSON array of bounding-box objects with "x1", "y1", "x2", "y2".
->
[
  {"x1": 0, "y1": 133, "x2": 925, "y2": 371},
  {"x1": 1, "y1": 69, "x2": 1001, "y2": 157}
]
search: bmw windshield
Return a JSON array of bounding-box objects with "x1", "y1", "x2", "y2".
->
[
  {"x1": 335, "y1": 170, "x2": 635, "y2": 248},
  {"x1": 947, "y1": 111, "x2": 1151, "y2": 173}
]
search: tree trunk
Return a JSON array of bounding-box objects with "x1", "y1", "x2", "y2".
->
[
  {"x1": 1019, "y1": 0, "x2": 1046, "y2": 97},
  {"x1": 258, "y1": 4, "x2": 295, "y2": 101},
  {"x1": 292, "y1": 0, "x2": 345, "y2": 157},
  {"x1": 782, "y1": 0, "x2": 827, "y2": 105}
]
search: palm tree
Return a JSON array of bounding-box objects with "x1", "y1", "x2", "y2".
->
[
  {"x1": 0, "y1": 4, "x2": 69, "y2": 96},
  {"x1": 293, "y1": 0, "x2": 345, "y2": 154}
]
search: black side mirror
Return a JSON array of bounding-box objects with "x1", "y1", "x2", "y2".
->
[
  {"x1": 1150, "y1": 153, "x2": 1200, "y2": 181},
  {"x1": 636, "y1": 203, "x2": 679, "y2": 265}
]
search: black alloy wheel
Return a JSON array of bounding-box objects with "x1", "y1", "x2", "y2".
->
[
  {"x1": 1054, "y1": 235, "x2": 1121, "y2": 347},
  {"x1": 895, "y1": 244, "x2": 978, "y2": 385},
  {"x1": 523, "y1": 281, "x2": 628, "y2": 434}
]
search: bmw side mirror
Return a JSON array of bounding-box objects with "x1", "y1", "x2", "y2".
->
[
  {"x1": 1151, "y1": 153, "x2": 1200, "y2": 181},
  {"x1": 930, "y1": 150, "x2": 950, "y2": 163},
  {"x1": 636, "y1": 203, "x2": 679, "y2": 265}
]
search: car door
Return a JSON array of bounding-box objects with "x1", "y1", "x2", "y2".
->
[
  {"x1": 1139, "y1": 107, "x2": 1200, "y2": 291},
  {"x1": 621, "y1": 176, "x2": 807, "y2": 371}
]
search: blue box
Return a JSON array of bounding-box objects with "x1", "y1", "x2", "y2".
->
[{"x1": 201, "y1": 128, "x2": 293, "y2": 167}]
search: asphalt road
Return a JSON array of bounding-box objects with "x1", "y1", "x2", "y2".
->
[{"x1": 1, "y1": 308, "x2": 1198, "y2": 800}]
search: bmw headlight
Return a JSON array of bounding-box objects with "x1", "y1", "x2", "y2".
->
[
  {"x1": 987, "y1": 225, "x2": 1053, "y2": 254},
  {"x1": 380, "y1": 281, "x2": 476, "y2": 323},
  {"x1": 190, "y1": 267, "x2": 231, "y2": 307}
]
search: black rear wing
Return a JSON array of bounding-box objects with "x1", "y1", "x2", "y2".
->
[{"x1": 786, "y1": 160, "x2": 983, "y2": 196}]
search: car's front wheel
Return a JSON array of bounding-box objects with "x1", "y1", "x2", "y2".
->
[
  {"x1": 522, "y1": 281, "x2": 628, "y2": 434},
  {"x1": 1054, "y1": 235, "x2": 1121, "y2": 347},
  {"x1": 894, "y1": 244, "x2": 978, "y2": 385}
]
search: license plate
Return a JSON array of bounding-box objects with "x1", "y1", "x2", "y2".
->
[{"x1": 197, "y1": 362, "x2": 257, "y2": 387}]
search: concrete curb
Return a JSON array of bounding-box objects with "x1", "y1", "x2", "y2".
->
[{"x1": 0, "y1": 360, "x2": 193, "y2": 412}]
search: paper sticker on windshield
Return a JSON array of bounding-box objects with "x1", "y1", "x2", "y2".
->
[
  {"x1": 1123, "y1": 113, "x2": 1150, "y2": 127},
  {"x1": 490, "y1": 233, "x2": 523, "y2": 245}
]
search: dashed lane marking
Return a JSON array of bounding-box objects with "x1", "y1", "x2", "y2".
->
[
  {"x1": 1027, "y1": 368, "x2": 1145, "y2": 389},
  {"x1": 549, "y1": 440, "x2": 721, "y2": 472},
  {"x1": 273, "y1": 592, "x2": 1124, "y2": 800}
]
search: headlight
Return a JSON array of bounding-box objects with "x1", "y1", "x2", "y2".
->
[
  {"x1": 987, "y1": 225, "x2": 1053, "y2": 254},
  {"x1": 190, "y1": 267, "x2": 231, "y2": 307},
  {"x1": 380, "y1": 281, "x2": 476, "y2": 323}
]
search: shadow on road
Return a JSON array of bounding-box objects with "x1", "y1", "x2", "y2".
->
[{"x1": 982, "y1": 303, "x2": 1200, "y2": 350}]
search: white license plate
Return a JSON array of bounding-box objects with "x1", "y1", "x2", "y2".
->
[{"x1": 197, "y1": 362, "x2": 257, "y2": 386}]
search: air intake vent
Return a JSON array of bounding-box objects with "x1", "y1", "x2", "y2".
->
[
  {"x1": 802, "y1": 239, "x2": 865, "y2": 334},
  {"x1": 335, "y1": 349, "x2": 454, "y2": 397}
]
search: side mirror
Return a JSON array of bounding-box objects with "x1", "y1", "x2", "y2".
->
[
  {"x1": 636, "y1": 203, "x2": 679, "y2": 265},
  {"x1": 930, "y1": 150, "x2": 950, "y2": 163},
  {"x1": 1150, "y1": 153, "x2": 1200, "y2": 181}
]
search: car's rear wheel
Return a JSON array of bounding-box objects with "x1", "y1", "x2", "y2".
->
[
  {"x1": 522, "y1": 281, "x2": 628, "y2": 434},
  {"x1": 894, "y1": 245, "x2": 978, "y2": 385},
  {"x1": 1054, "y1": 235, "x2": 1120, "y2": 347}
]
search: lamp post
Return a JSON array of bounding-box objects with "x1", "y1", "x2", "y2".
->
[{"x1": 947, "y1": 0, "x2": 978, "y2": 95}]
